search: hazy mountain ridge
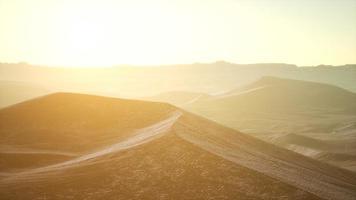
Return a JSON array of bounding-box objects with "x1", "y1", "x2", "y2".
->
[{"x1": 1, "y1": 62, "x2": 355, "y2": 99}]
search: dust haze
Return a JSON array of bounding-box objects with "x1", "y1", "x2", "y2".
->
[{"x1": 1, "y1": 0, "x2": 356, "y2": 199}]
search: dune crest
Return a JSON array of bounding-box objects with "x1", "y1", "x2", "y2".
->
[{"x1": 1, "y1": 93, "x2": 355, "y2": 199}]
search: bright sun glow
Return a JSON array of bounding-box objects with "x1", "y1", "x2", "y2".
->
[
  {"x1": 50, "y1": 1, "x2": 189, "y2": 67},
  {"x1": 0, "y1": 0, "x2": 356, "y2": 67}
]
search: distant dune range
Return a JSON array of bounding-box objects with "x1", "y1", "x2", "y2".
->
[
  {"x1": 147, "y1": 77, "x2": 356, "y2": 172},
  {"x1": 1, "y1": 93, "x2": 356, "y2": 200},
  {"x1": 0, "y1": 62, "x2": 355, "y2": 106}
]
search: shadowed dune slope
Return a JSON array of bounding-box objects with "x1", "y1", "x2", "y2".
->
[
  {"x1": 199, "y1": 76, "x2": 356, "y2": 113},
  {"x1": 180, "y1": 77, "x2": 356, "y2": 171},
  {"x1": 1, "y1": 93, "x2": 356, "y2": 200},
  {"x1": 275, "y1": 133, "x2": 356, "y2": 151}
]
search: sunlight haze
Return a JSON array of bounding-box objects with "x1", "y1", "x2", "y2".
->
[
  {"x1": 0, "y1": 0, "x2": 355, "y2": 67},
  {"x1": 1, "y1": 1, "x2": 356, "y2": 199}
]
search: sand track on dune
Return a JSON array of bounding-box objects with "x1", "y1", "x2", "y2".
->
[
  {"x1": 215, "y1": 85, "x2": 270, "y2": 99},
  {"x1": 0, "y1": 150, "x2": 78, "y2": 157},
  {"x1": 175, "y1": 119, "x2": 356, "y2": 200},
  {"x1": 0, "y1": 145, "x2": 79, "y2": 157},
  {"x1": 2, "y1": 109, "x2": 355, "y2": 200},
  {"x1": 181, "y1": 94, "x2": 204, "y2": 105},
  {"x1": 0, "y1": 111, "x2": 182, "y2": 183}
]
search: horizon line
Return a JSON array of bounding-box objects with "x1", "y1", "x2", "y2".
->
[{"x1": 1, "y1": 60, "x2": 355, "y2": 68}]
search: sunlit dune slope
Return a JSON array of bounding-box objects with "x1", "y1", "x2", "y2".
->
[
  {"x1": 0, "y1": 93, "x2": 174, "y2": 152},
  {"x1": 0, "y1": 93, "x2": 174, "y2": 170},
  {"x1": 0, "y1": 146, "x2": 78, "y2": 172},
  {"x1": 1, "y1": 93, "x2": 356, "y2": 200}
]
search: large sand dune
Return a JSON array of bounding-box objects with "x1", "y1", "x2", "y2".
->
[
  {"x1": 1, "y1": 93, "x2": 356, "y2": 199},
  {"x1": 157, "y1": 77, "x2": 356, "y2": 171}
]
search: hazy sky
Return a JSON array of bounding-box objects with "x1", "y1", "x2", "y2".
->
[{"x1": 0, "y1": 0, "x2": 355, "y2": 67}]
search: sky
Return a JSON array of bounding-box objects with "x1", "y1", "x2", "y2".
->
[{"x1": 0, "y1": 0, "x2": 355, "y2": 67}]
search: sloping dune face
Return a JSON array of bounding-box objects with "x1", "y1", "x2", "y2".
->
[
  {"x1": 184, "y1": 77, "x2": 356, "y2": 139},
  {"x1": 0, "y1": 93, "x2": 175, "y2": 152},
  {"x1": 1, "y1": 93, "x2": 355, "y2": 200},
  {"x1": 0, "y1": 93, "x2": 175, "y2": 170},
  {"x1": 174, "y1": 114, "x2": 356, "y2": 200},
  {"x1": 201, "y1": 76, "x2": 356, "y2": 113},
  {"x1": 183, "y1": 77, "x2": 356, "y2": 171}
]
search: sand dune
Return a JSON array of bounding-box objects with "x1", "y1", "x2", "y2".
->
[
  {"x1": 275, "y1": 134, "x2": 356, "y2": 171},
  {"x1": 1, "y1": 93, "x2": 356, "y2": 199},
  {"x1": 176, "y1": 114, "x2": 356, "y2": 200},
  {"x1": 189, "y1": 76, "x2": 356, "y2": 113},
  {"x1": 275, "y1": 134, "x2": 356, "y2": 151},
  {"x1": 1, "y1": 111, "x2": 182, "y2": 184},
  {"x1": 0, "y1": 93, "x2": 176, "y2": 152},
  {"x1": 0, "y1": 152, "x2": 77, "y2": 172},
  {"x1": 169, "y1": 77, "x2": 356, "y2": 171}
]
